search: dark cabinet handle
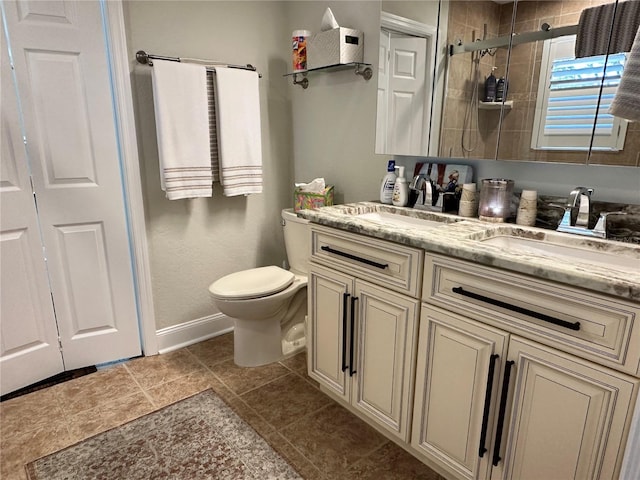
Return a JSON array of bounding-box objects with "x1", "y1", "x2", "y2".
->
[
  {"x1": 349, "y1": 296, "x2": 358, "y2": 376},
  {"x1": 479, "y1": 354, "x2": 499, "y2": 457},
  {"x1": 452, "y1": 287, "x2": 580, "y2": 331},
  {"x1": 342, "y1": 293, "x2": 350, "y2": 372},
  {"x1": 321, "y1": 245, "x2": 389, "y2": 270},
  {"x1": 492, "y1": 360, "x2": 515, "y2": 467}
]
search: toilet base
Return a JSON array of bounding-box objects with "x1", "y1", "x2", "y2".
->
[{"x1": 233, "y1": 316, "x2": 283, "y2": 367}]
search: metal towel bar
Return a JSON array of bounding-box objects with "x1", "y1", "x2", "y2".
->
[{"x1": 136, "y1": 50, "x2": 261, "y2": 77}]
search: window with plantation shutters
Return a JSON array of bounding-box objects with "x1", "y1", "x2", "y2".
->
[{"x1": 532, "y1": 34, "x2": 628, "y2": 151}]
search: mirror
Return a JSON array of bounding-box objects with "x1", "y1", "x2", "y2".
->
[
  {"x1": 586, "y1": 0, "x2": 640, "y2": 166},
  {"x1": 438, "y1": 0, "x2": 508, "y2": 159},
  {"x1": 438, "y1": 0, "x2": 638, "y2": 166},
  {"x1": 375, "y1": 1, "x2": 444, "y2": 156}
]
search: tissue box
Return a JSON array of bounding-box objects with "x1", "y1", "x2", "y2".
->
[
  {"x1": 307, "y1": 28, "x2": 364, "y2": 69},
  {"x1": 294, "y1": 186, "x2": 334, "y2": 212}
]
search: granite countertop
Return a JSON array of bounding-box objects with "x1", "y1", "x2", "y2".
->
[{"x1": 298, "y1": 202, "x2": 640, "y2": 302}]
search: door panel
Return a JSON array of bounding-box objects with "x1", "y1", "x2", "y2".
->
[
  {"x1": 26, "y1": 50, "x2": 97, "y2": 186},
  {"x1": 412, "y1": 305, "x2": 509, "y2": 480},
  {"x1": 1, "y1": 29, "x2": 64, "y2": 394},
  {"x1": 353, "y1": 280, "x2": 418, "y2": 442},
  {"x1": 3, "y1": 0, "x2": 140, "y2": 369},
  {"x1": 308, "y1": 265, "x2": 353, "y2": 401},
  {"x1": 55, "y1": 223, "x2": 116, "y2": 332},
  {"x1": 375, "y1": 29, "x2": 390, "y2": 153},
  {"x1": 502, "y1": 337, "x2": 639, "y2": 480},
  {"x1": 387, "y1": 34, "x2": 428, "y2": 155}
]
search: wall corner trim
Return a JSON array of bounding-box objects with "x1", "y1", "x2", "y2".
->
[{"x1": 156, "y1": 314, "x2": 233, "y2": 354}]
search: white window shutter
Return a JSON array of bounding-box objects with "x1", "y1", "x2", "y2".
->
[{"x1": 532, "y1": 35, "x2": 628, "y2": 151}]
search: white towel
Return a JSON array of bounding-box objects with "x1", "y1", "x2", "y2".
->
[
  {"x1": 575, "y1": 0, "x2": 640, "y2": 58},
  {"x1": 213, "y1": 68, "x2": 263, "y2": 196},
  {"x1": 151, "y1": 60, "x2": 212, "y2": 200},
  {"x1": 611, "y1": 27, "x2": 640, "y2": 122}
]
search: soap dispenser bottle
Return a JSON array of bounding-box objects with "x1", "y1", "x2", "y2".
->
[
  {"x1": 496, "y1": 77, "x2": 508, "y2": 101},
  {"x1": 380, "y1": 160, "x2": 396, "y2": 204},
  {"x1": 484, "y1": 67, "x2": 497, "y2": 102},
  {"x1": 392, "y1": 166, "x2": 408, "y2": 207}
]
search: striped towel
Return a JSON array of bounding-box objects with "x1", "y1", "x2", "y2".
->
[
  {"x1": 151, "y1": 60, "x2": 212, "y2": 200},
  {"x1": 206, "y1": 71, "x2": 219, "y2": 183},
  {"x1": 611, "y1": 26, "x2": 640, "y2": 121},
  {"x1": 213, "y1": 67, "x2": 263, "y2": 196},
  {"x1": 575, "y1": 0, "x2": 640, "y2": 58}
]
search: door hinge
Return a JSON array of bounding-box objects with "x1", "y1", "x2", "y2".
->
[{"x1": 57, "y1": 336, "x2": 63, "y2": 352}]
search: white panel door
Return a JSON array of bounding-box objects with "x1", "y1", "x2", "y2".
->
[
  {"x1": 387, "y1": 34, "x2": 427, "y2": 156},
  {"x1": 375, "y1": 29, "x2": 390, "y2": 154},
  {"x1": 1, "y1": 25, "x2": 65, "y2": 394},
  {"x1": 2, "y1": 0, "x2": 140, "y2": 374}
]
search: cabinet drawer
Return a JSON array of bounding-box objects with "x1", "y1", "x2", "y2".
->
[
  {"x1": 423, "y1": 253, "x2": 640, "y2": 377},
  {"x1": 311, "y1": 226, "x2": 423, "y2": 297}
]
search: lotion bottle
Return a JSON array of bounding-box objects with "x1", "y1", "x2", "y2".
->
[
  {"x1": 392, "y1": 166, "x2": 408, "y2": 207},
  {"x1": 379, "y1": 160, "x2": 396, "y2": 204}
]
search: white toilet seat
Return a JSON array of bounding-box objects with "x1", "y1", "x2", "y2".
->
[{"x1": 208, "y1": 265, "x2": 294, "y2": 300}]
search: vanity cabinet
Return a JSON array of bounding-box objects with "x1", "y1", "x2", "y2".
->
[
  {"x1": 307, "y1": 226, "x2": 423, "y2": 441},
  {"x1": 305, "y1": 224, "x2": 639, "y2": 480},
  {"x1": 412, "y1": 253, "x2": 640, "y2": 480}
]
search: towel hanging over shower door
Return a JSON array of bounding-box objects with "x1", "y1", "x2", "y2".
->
[{"x1": 575, "y1": 0, "x2": 640, "y2": 58}]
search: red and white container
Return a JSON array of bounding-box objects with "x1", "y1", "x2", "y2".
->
[{"x1": 292, "y1": 30, "x2": 311, "y2": 72}]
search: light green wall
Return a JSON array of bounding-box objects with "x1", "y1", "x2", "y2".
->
[
  {"x1": 286, "y1": 1, "x2": 388, "y2": 204},
  {"x1": 124, "y1": 0, "x2": 638, "y2": 330},
  {"x1": 124, "y1": 1, "x2": 293, "y2": 329}
]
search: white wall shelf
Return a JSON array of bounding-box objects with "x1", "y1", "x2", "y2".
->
[{"x1": 479, "y1": 100, "x2": 513, "y2": 110}]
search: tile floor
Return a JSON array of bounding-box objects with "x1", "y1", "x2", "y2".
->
[{"x1": 0, "y1": 333, "x2": 445, "y2": 480}]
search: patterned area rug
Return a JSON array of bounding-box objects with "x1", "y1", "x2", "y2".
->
[{"x1": 26, "y1": 389, "x2": 302, "y2": 479}]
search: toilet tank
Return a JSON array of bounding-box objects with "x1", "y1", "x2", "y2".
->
[{"x1": 282, "y1": 209, "x2": 310, "y2": 275}]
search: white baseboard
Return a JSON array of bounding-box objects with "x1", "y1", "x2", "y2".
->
[{"x1": 155, "y1": 314, "x2": 234, "y2": 354}]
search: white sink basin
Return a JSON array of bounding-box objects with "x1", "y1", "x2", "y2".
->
[
  {"x1": 356, "y1": 212, "x2": 447, "y2": 231},
  {"x1": 481, "y1": 235, "x2": 640, "y2": 273}
]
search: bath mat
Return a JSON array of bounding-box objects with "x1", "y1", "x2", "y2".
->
[{"x1": 25, "y1": 389, "x2": 301, "y2": 479}]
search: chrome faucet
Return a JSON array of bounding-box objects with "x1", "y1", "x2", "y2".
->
[
  {"x1": 556, "y1": 187, "x2": 615, "y2": 239},
  {"x1": 409, "y1": 174, "x2": 435, "y2": 210},
  {"x1": 568, "y1": 186, "x2": 592, "y2": 227}
]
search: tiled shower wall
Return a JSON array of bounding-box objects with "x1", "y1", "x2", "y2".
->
[
  {"x1": 440, "y1": 0, "x2": 503, "y2": 159},
  {"x1": 441, "y1": 0, "x2": 639, "y2": 166}
]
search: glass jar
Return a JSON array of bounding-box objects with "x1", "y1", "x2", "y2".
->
[{"x1": 478, "y1": 179, "x2": 514, "y2": 222}]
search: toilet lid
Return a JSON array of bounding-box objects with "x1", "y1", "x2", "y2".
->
[{"x1": 208, "y1": 266, "x2": 295, "y2": 299}]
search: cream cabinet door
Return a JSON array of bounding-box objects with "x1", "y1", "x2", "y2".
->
[
  {"x1": 307, "y1": 265, "x2": 354, "y2": 402},
  {"x1": 352, "y1": 280, "x2": 419, "y2": 442},
  {"x1": 495, "y1": 337, "x2": 639, "y2": 480},
  {"x1": 412, "y1": 304, "x2": 509, "y2": 480}
]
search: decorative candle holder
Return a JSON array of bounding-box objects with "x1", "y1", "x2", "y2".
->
[{"x1": 478, "y1": 179, "x2": 514, "y2": 222}]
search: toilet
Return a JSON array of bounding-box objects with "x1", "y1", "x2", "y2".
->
[{"x1": 208, "y1": 209, "x2": 310, "y2": 367}]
